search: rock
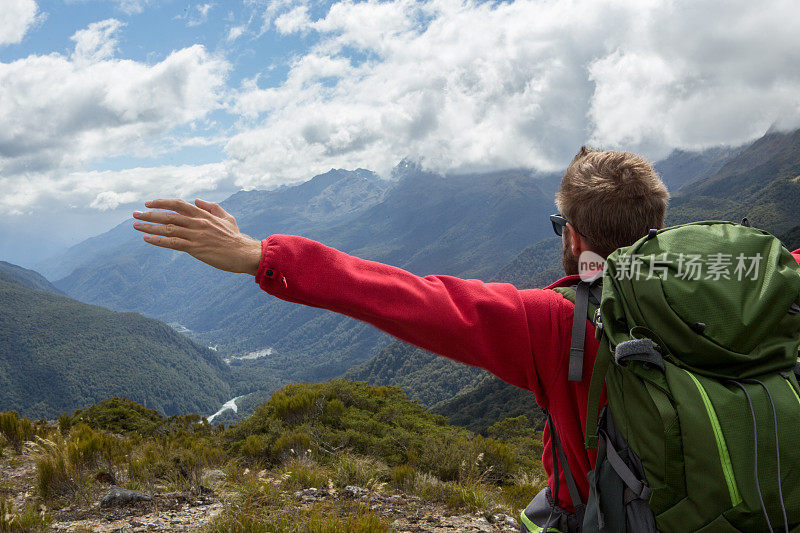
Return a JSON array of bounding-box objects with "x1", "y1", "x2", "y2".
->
[
  {"x1": 492, "y1": 513, "x2": 518, "y2": 527},
  {"x1": 201, "y1": 468, "x2": 226, "y2": 487},
  {"x1": 343, "y1": 485, "x2": 369, "y2": 499},
  {"x1": 474, "y1": 516, "x2": 493, "y2": 532},
  {"x1": 100, "y1": 486, "x2": 152, "y2": 507},
  {"x1": 293, "y1": 487, "x2": 331, "y2": 502}
]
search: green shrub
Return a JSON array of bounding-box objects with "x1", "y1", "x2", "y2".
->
[
  {"x1": 271, "y1": 431, "x2": 312, "y2": 462},
  {"x1": 224, "y1": 380, "x2": 534, "y2": 485},
  {"x1": 240, "y1": 434, "x2": 272, "y2": 461},
  {"x1": 37, "y1": 423, "x2": 130, "y2": 498},
  {"x1": 67, "y1": 423, "x2": 129, "y2": 473},
  {"x1": 486, "y1": 415, "x2": 533, "y2": 440},
  {"x1": 58, "y1": 413, "x2": 72, "y2": 436},
  {"x1": 69, "y1": 398, "x2": 172, "y2": 436},
  {"x1": 271, "y1": 388, "x2": 319, "y2": 424}
]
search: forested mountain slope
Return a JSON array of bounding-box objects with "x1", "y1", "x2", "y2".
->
[{"x1": 0, "y1": 263, "x2": 231, "y2": 419}]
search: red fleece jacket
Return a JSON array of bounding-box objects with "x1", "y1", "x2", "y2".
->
[{"x1": 254, "y1": 234, "x2": 800, "y2": 513}]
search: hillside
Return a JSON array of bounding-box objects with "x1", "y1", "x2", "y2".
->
[
  {"x1": 781, "y1": 225, "x2": 800, "y2": 251},
  {"x1": 432, "y1": 375, "x2": 544, "y2": 435},
  {"x1": 0, "y1": 261, "x2": 63, "y2": 295},
  {"x1": 344, "y1": 341, "x2": 486, "y2": 408},
  {"x1": 0, "y1": 264, "x2": 231, "y2": 419},
  {"x1": 653, "y1": 145, "x2": 742, "y2": 191},
  {"x1": 489, "y1": 237, "x2": 562, "y2": 289},
  {"x1": 0, "y1": 383, "x2": 543, "y2": 532},
  {"x1": 669, "y1": 128, "x2": 800, "y2": 232}
]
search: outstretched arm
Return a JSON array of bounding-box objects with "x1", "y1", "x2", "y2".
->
[{"x1": 133, "y1": 198, "x2": 551, "y2": 394}]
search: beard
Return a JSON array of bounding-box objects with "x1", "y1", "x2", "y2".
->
[{"x1": 562, "y1": 230, "x2": 579, "y2": 276}]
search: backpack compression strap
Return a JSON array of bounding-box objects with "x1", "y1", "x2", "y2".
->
[
  {"x1": 585, "y1": 342, "x2": 612, "y2": 449},
  {"x1": 547, "y1": 413, "x2": 586, "y2": 520}
]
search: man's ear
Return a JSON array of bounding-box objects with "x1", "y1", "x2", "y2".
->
[{"x1": 567, "y1": 223, "x2": 585, "y2": 257}]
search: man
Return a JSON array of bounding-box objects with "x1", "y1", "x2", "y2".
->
[{"x1": 132, "y1": 147, "x2": 800, "y2": 526}]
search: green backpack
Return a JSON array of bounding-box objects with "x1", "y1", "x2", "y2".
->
[{"x1": 523, "y1": 221, "x2": 800, "y2": 532}]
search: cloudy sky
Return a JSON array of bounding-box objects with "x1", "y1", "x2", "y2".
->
[{"x1": 1, "y1": 0, "x2": 799, "y2": 267}]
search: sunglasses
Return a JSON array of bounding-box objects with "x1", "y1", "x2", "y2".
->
[{"x1": 550, "y1": 214, "x2": 588, "y2": 239}]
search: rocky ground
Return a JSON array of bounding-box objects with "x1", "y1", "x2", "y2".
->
[{"x1": 1, "y1": 445, "x2": 520, "y2": 532}]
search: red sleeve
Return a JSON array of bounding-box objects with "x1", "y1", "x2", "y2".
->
[
  {"x1": 793, "y1": 249, "x2": 800, "y2": 266},
  {"x1": 254, "y1": 234, "x2": 566, "y2": 398}
]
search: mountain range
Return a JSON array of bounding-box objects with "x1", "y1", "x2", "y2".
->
[
  {"x1": 7, "y1": 127, "x2": 800, "y2": 426},
  {"x1": 43, "y1": 164, "x2": 562, "y2": 394}
]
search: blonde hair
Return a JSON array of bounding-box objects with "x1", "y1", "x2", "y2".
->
[{"x1": 555, "y1": 147, "x2": 670, "y2": 258}]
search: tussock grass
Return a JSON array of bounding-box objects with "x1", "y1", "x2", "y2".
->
[
  {"x1": 279, "y1": 456, "x2": 332, "y2": 491},
  {"x1": 0, "y1": 412, "x2": 41, "y2": 454},
  {"x1": 34, "y1": 423, "x2": 129, "y2": 499},
  {"x1": 205, "y1": 501, "x2": 389, "y2": 533},
  {"x1": 0, "y1": 495, "x2": 52, "y2": 533},
  {"x1": 331, "y1": 454, "x2": 388, "y2": 489},
  {"x1": 413, "y1": 471, "x2": 492, "y2": 512}
]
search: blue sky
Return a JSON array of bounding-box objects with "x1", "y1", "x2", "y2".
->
[{"x1": 1, "y1": 0, "x2": 799, "y2": 268}]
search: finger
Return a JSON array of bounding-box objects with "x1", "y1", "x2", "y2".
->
[
  {"x1": 142, "y1": 234, "x2": 192, "y2": 251},
  {"x1": 195, "y1": 198, "x2": 232, "y2": 220},
  {"x1": 145, "y1": 199, "x2": 208, "y2": 218},
  {"x1": 132, "y1": 210, "x2": 206, "y2": 228},
  {"x1": 133, "y1": 221, "x2": 194, "y2": 239}
]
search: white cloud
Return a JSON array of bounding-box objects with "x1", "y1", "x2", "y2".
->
[
  {"x1": 257, "y1": 0, "x2": 304, "y2": 33},
  {"x1": 71, "y1": 19, "x2": 124, "y2": 62},
  {"x1": 0, "y1": 45, "x2": 228, "y2": 172},
  {"x1": 0, "y1": 19, "x2": 230, "y2": 212},
  {"x1": 4, "y1": 0, "x2": 800, "y2": 215},
  {"x1": 0, "y1": 0, "x2": 40, "y2": 45},
  {"x1": 225, "y1": 0, "x2": 800, "y2": 189},
  {"x1": 83, "y1": 163, "x2": 229, "y2": 210},
  {"x1": 67, "y1": 0, "x2": 152, "y2": 15},
  {"x1": 1, "y1": 163, "x2": 229, "y2": 213},
  {"x1": 226, "y1": 24, "x2": 247, "y2": 42},
  {"x1": 186, "y1": 3, "x2": 214, "y2": 27},
  {"x1": 110, "y1": 0, "x2": 150, "y2": 15},
  {"x1": 274, "y1": 5, "x2": 311, "y2": 35}
]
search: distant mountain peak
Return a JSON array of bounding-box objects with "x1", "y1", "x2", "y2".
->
[{"x1": 391, "y1": 158, "x2": 433, "y2": 181}]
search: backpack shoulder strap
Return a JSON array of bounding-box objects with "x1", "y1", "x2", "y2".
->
[
  {"x1": 552, "y1": 279, "x2": 602, "y2": 382},
  {"x1": 568, "y1": 282, "x2": 590, "y2": 382}
]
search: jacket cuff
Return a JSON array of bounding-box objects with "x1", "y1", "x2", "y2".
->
[{"x1": 254, "y1": 236, "x2": 279, "y2": 287}]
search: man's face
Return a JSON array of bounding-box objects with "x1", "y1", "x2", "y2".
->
[{"x1": 562, "y1": 227, "x2": 579, "y2": 276}]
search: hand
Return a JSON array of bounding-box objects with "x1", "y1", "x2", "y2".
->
[{"x1": 133, "y1": 198, "x2": 263, "y2": 275}]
